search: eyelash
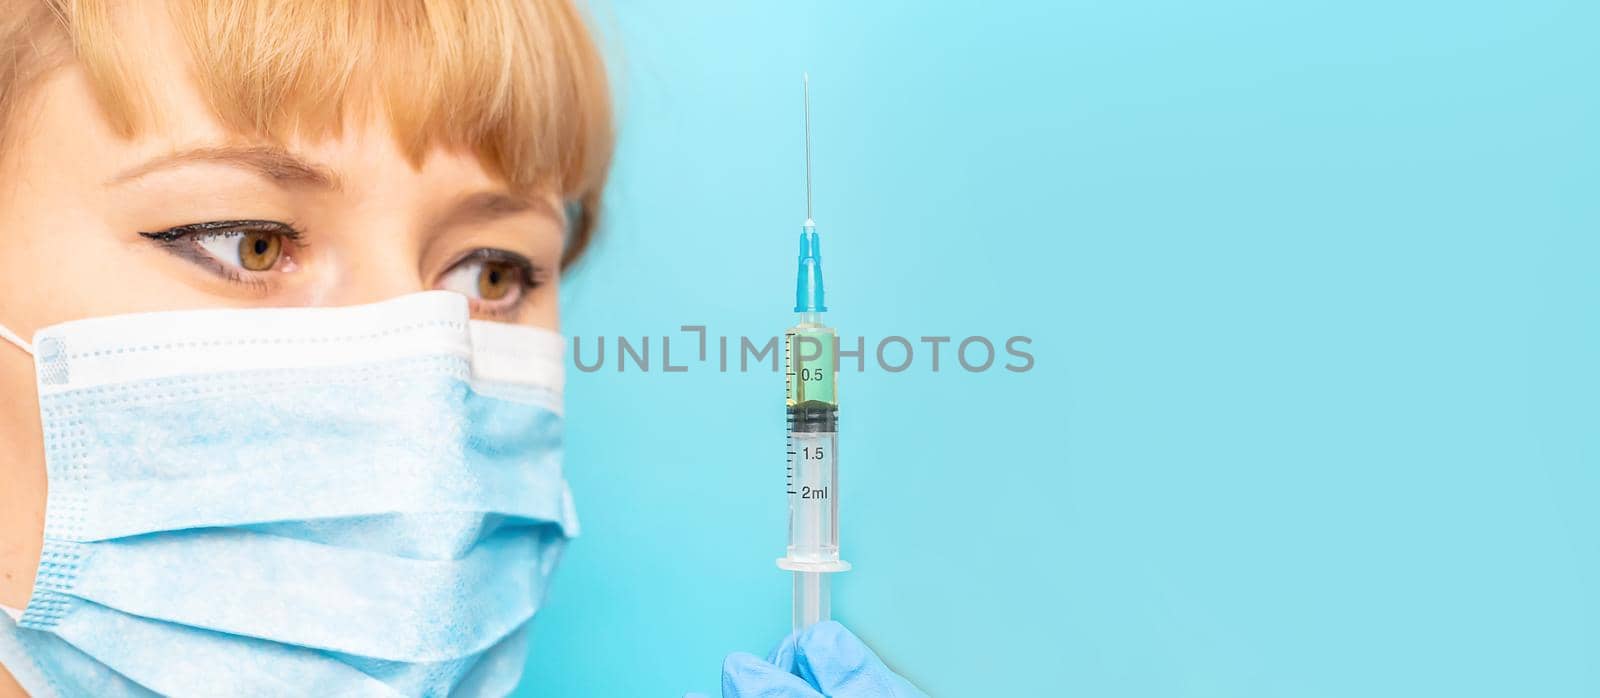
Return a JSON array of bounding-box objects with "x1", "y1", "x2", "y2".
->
[
  {"x1": 139, "y1": 220, "x2": 302, "y2": 292},
  {"x1": 139, "y1": 220, "x2": 546, "y2": 317},
  {"x1": 443, "y1": 248, "x2": 546, "y2": 319}
]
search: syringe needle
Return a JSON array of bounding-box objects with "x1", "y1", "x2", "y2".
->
[{"x1": 803, "y1": 72, "x2": 813, "y2": 227}]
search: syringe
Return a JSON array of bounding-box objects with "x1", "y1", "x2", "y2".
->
[{"x1": 778, "y1": 73, "x2": 849, "y2": 632}]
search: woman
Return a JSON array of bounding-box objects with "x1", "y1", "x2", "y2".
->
[{"x1": 0, "y1": 1, "x2": 921, "y2": 696}]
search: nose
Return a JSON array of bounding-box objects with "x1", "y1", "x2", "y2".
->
[{"x1": 313, "y1": 234, "x2": 430, "y2": 308}]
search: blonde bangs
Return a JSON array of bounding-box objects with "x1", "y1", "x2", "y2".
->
[{"x1": 39, "y1": 0, "x2": 613, "y2": 264}]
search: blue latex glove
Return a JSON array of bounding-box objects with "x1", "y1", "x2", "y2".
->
[{"x1": 687, "y1": 621, "x2": 928, "y2": 698}]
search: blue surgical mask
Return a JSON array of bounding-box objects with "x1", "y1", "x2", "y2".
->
[{"x1": 0, "y1": 292, "x2": 576, "y2": 697}]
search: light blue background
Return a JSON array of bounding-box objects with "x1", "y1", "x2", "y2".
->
[{"x1": 521, "y1": 1, "x2": 1599, "y2": 695}]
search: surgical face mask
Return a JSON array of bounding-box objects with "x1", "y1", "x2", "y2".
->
[{"x1": 0, "y1": 292, "x2": 575, "y2": 697}]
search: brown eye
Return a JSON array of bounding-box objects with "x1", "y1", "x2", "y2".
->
[
  {"x1": 437, "y1": 252, "x2": 537, "y2": 315},
  {"x1": 477, "y1": 260, "x2": 518, "y2": 300},
  {"x1": 237, "y1": 232, "x2": 282, "y2": 271},
  {"x1": 142, "y1": 221, "x2": 300, "y2": 280}
]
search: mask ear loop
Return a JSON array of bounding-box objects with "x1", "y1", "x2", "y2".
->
[{"x1": 0, "y1": 323, "x2": 33, "y2": 356}]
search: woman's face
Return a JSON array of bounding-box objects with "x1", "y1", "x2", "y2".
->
[{"x1": 0, "y1": 12, "x2": 565, "y2": 613}]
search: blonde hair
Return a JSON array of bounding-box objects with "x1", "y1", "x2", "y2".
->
[{"x1": 0, "y1": 0, "x2": 613, "y2": 266}]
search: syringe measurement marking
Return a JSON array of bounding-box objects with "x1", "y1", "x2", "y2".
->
[
  {"x1": 788, "y1": 435, "x2": 832, "y2": 499},
  {"x1": 786, "y1": 432, "x2": 796, "y2": 493},
  {"x1": 784, "y1": 333, "x2": 794, "y2": 404}
]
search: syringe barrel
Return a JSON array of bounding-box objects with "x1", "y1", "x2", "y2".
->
[
  {"x1": 785, "y1": 323, "x2": 840, "y2": 564},
  {"x1": 786, "y1": 426, "x2": 838, "y2": 561}
]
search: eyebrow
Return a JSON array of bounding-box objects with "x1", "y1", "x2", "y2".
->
[
  {"x1": 433, "y1": 190, "x2": 561, "y2": 232},
  {"x1": 110, "y1": 145, "x2": 556, "y2": 231},
  {"x1": 108, "y1": 145, "x2": 342, "y2": 190}
]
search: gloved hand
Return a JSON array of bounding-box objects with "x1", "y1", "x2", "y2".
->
[{"x1": 687, "y1": 621, "x2": 928, "y2": 698}]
